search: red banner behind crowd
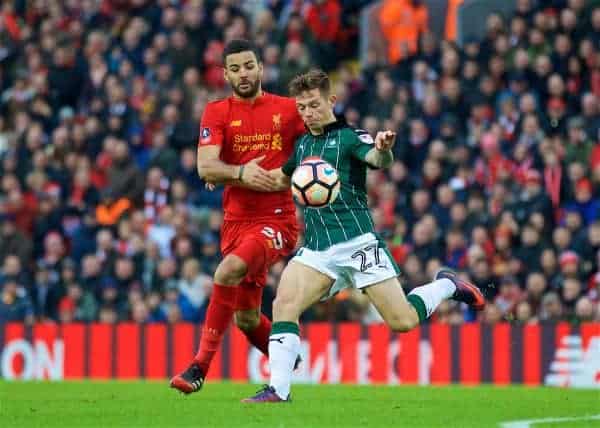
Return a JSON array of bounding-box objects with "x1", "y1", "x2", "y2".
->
[{"x1": 1, "y1": 322, "x2": 599, "y2": 387}]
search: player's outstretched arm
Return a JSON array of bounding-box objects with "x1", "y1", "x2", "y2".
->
[
  {"x1": 364, "y1": 130, "x2": 396, "y2": 169},
  {"x1": 207, "y1": 166, "x2": 288, "y2": 193},
  {"x1": 197, "y1": 145, "x2": 240, "y2": 183},
  {"x1": 197, "y1": 146, "x2": 276, "y2": 191}
]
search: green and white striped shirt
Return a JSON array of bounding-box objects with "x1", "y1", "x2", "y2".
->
[{"x1": 282, "y1": 120, "x2": 378, "y2": 251}]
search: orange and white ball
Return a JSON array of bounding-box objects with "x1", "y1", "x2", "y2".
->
[{"x1": 291, "y1": 157, "x2": 340, "y2": 207}]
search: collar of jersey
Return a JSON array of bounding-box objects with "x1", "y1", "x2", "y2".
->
[
  {"x1": 230, "y1": 91, "x2": 269, "y2": 105},
  {"x1": 312, "y1": 116, "x2": 347, "y2": 136}
]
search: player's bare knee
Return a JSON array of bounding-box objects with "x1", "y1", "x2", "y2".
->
[
  {"x1": 214, "y1": 255, "x2": 247, "y2": 285},
  {"x1": 234, "y1": 310, "x2": 260, "y2": 332}
]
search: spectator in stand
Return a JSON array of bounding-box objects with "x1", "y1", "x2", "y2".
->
[
  {"x1": 304, "y1": 0, "x2": 341, "y2": 71},
  {"x1": 0, "y1": 213, "x2": 32, "y2": 265},
  {"x1": 379, "y1": 0, "x2": 429, "y2": 65},
  {"x1": 0, "y1": 279, "x2": 34, "y2": 324},
  {"x1": 58, "y1": 283, "x2": 97, "y2": 322},
  {"x1": 575, "y1": 297, "x2": 597, "y2": 322},
  {"x1": 565, "y1": 178, "x2": 600, "y2": 226},
  {"x1": 178, "y1": 258, "x2": 212, "y2": 320}
]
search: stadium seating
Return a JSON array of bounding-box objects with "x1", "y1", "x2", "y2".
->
[{"x1": 0, "y1": 0, "x2": 598, "y2": 327}]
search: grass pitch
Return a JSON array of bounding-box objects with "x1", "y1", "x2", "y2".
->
[{"x1": 1, "y1": 381, "x2": 599, "y2": 428}]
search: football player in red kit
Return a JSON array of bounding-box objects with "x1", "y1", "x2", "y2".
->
[{"x1": 170, "y1": 39, "x2": 305, "y2": 394}]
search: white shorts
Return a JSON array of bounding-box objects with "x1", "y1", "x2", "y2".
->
[{"x1": 291, "y1": 233, "x2": 401, "y2": 299}]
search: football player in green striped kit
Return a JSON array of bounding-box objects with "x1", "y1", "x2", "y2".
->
[{"x1": 243, "y1": 69, "x2": 485, "y2": 403}]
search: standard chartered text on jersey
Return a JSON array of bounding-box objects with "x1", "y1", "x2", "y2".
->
[{"x1": 232, "y1": 133, "x2": 283, "y2": 152}]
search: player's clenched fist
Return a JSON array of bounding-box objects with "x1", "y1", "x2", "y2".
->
[
  {"x1": 237, "y1": 155, "x2": 277, "y2": 191},
  {"x1": 374, "y1": 130, "x2": 396, "y2": 151}
]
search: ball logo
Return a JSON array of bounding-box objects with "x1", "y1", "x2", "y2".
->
[{"x1": 324, "y1": 168, "x2": 335, "y2": 176}]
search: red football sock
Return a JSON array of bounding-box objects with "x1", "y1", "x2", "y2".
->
[
  {"x1": 241, "y1": 313, "x2": 272, "y2": 356},
  {"x1": 194, "y1": 284, "x2": 237, "y2": 375}
]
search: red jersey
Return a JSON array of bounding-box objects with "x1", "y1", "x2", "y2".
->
[{"x1": 198, "y1": 92, "x2": 305, "y2": 221}]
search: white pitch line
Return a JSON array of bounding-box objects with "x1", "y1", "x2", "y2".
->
[{"x1": 500, "y1": 414, "x2": 600, "y2": 428}]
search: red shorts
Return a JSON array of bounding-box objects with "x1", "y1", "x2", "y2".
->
[{"x1": 220, "y1": 217, "x2": 298, "y2": 310}]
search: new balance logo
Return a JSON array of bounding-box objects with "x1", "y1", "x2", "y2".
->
[
  {"x1": 269, "y1": 337, "x2": 284, "y2": 344},
  {"x1": 326, "y1": 139, "x2": 337, "y2": 148},
  {"x1": 544, "y1": 335, "x2": 600, "y2": 388}
]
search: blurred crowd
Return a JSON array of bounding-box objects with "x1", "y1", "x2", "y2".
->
[{"x1": 1, "y1": 0, "x2": 599, "y2": 327}]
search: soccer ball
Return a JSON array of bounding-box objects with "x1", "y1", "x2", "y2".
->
[{"x1": 291, "y1": 157, "x2": 340, "y2": 207}]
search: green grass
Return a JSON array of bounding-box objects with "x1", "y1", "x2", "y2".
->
[{"x1": 1, "y1": 381, "x2": 599, "y2": 428}]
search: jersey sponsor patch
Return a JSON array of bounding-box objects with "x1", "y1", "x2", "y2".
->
[{"x1": 357, "y1": 132, "x2": 374, "y2": 145}]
